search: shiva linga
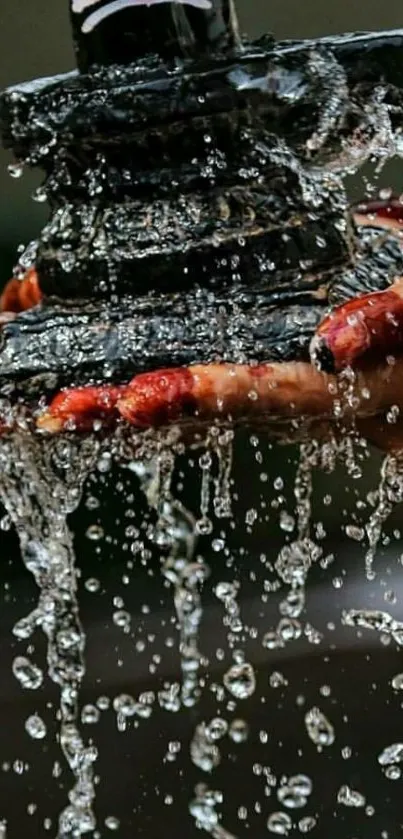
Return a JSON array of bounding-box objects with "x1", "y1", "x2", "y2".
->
[{"x1": 2, "y1": 1, "x2": 403, "y2": 448}]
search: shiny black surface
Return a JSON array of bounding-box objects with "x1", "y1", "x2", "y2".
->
[{"x1": 70, "y1": 0, "x2": 240, "y2": 72}]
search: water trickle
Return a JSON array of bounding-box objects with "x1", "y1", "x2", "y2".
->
[
  {"x1": 190, "y1": 721, "x2": 223, "y2": 772},
  {"x1": 268, "y1": 441, "x2": 326, "y2": 653},
  {"x1": 131, "y1": 440, "x2": 206, "y2": 708},
  {"x1": 365, "y1": 453, "x2": 403, "y2": 580},
  {"x1": 275, "y1": 442, "x2": 323, "y2": 588},
  {"x1": 0, "y1": 433, "x2": 99, "y2": 837},
  {"x1": 215, "y1": 579, "x2": 243, "y2": 640}
]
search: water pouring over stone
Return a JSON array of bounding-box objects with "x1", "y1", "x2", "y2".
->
[{"x1": 3, "y1": 1, "x2": 403, "y2": 837}]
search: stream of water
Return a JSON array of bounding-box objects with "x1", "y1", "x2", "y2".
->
[{"x1": 0, "y1": 428, "x2": 403, "y2": 837}]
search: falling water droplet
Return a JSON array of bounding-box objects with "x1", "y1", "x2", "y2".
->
[
  {"x1": 267, "y1": 811, "x2": 293, "y2": 835},
  {"x1": 298, "y1": 816, "x2": 317, "y2": 833},
  {"x1": 207, "y1": 718, "x2": 228, "y2": 741},
  {"x1": 25, "y1": 714, "x2": 47, "y2": 740},
  {"x1": 378, "y1": 743, "x2": 403, "y2": 765},
  {"x1": 337, "y1": 785, "x2": 366, "y2": 807},
  {"x1": 304, "y1": 707, "x2": 335, "y2": 747},
  {"x1": 228, "y1": 719, "x2": 249, "y2": 743},
  {"x1": 223, "y1": 662, "x2": 256, "y2": 699},
  {"x1": 105, "y1": 815, "x2": 120, "y2": 830},
  {"x1": 12, "y1": 657, "x2": 43, "y2": 690},
  {"x1": 391, "y1": 673, "x2": 403, "y2": 690},
  {"x1": 86, "y1": 524, "x2": 104, "y2": 541},
  {"x1": 7, "y1": 162, "x2": 23, "y2": 178},
  {"x1": 32, "y1": 185, "x2": 47, "y2": 203},
  {"x1": 81, "y1": 705, "x2": 100, "y2": 725}
]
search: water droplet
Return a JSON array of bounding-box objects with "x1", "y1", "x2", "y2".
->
[
  {"x1": 215, "y1": 581, "x2": 238, "y2": 602},
  {"x1": 0, "y1": 514, "x2": 11, "y2": 531},
  {"x1": 25, "y1": 714, "x2": 47, "y2": 739},
  {"x1": 223, "y1": 662, "x2": 256, "y2": 699},
  {"x1": 86, "y1": 525, "x2": 104, "y2": 541},
  {"x1": 207, "y1": 718, "x2": 228, "y2": 741},
  {"x1": 13, "y1": 613, "x2": 38, "y2": 640},
  {"x1": 384, "y1": 765, "x2": 401, "y2": 780},
  {"x1": 84, "y1": 577, "x2": 100, "y2": 593},
  {"x1": 269, "y1": 671, "x2": 288, "y2": 689},
  {"x1": 378, "y1": 742, "x2": 403, "y2": 765},
  {"x1": 262, "y1": 631, "x2": 284, "y2": 650},
  {"x1": 112, "y1": 609, "x2": 131, "y2": 629},
  {"x1": 7, "y1": 162, "x2": 23, "y2": 178},
  {"x1": 298, "y1": 816, "x2": 317, "y2": 833},
  {"x1": 105, "y1": 815, "x2": 120, "y2": 830},
  {"x1": 304, "y1": 707, "x2": 335, "y2": 747},
  {"x1": 13, "y1": 657, "x2": 43, "y2": 690},
  {"x1": 228, "y1": 719, "x2": 249, "y2": 743},
  {"x1": 345, "y1": 524, "x2": 365, "y2": 541},
  {"x1": 267, "y1": 811, "x2": 293, "y2": 835},
  {"x1": 81, "y1": 705, "x2": 100, "y2": 725},
  {"x1": 278, "y1": 618, "x2": 302, "y2": 643},
  {"x1": 32, "y1": 185, "x2": 47, "y2": 203},
  {"x1": 337, "y1": 785, "x2": 366, "y2": 807},
  {"x1": 288, "y1": 775, "x2": 313, "y2": 797},
  {"x1": 279, "y1": 511, "x2": 295, "y2": 533},
  {"x1": 276, "y1": 790, "x2": 302, "y2": 809}
]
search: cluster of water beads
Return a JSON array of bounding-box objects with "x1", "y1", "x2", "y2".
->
[
  {"x1": 262, "y1": 440, "x2": 327, "y2": 652},
  {"x1": 190, "y1": 716, "x2": 250, "y2": 774}
]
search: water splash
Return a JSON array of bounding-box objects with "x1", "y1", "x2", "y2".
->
[
  {"x1": 0, "y1": 433, "x2": 99, "y2": 838},
  {"x1": 131, "y1": 439, "x2": 205, "y2": 708}
]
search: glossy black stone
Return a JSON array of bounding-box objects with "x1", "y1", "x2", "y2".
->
[
  {"x1": 2, "y1": 11, "x2": 403, "y2": 393},
  {"x1": 69, "y1": 0, "x2": 240, "y2": 71}
]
